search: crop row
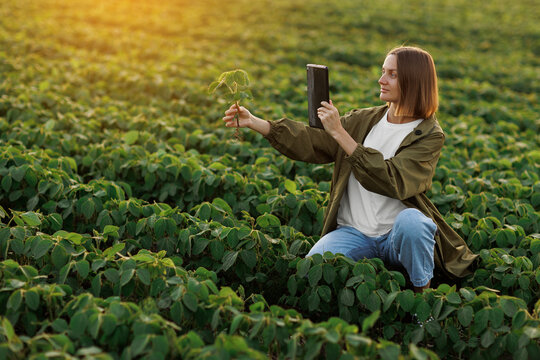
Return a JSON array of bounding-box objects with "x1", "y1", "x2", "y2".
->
[{"x1": 1, "y1": 203, "x2": 540, "y2": 358}]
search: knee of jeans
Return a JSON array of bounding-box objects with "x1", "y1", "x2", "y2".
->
[{"x1": 395, "y1": 209, "x2": 436, "y2": 236}]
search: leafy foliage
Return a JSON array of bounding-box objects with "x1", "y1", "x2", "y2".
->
[
  {"x1": 0, "y1": 0, "x2": 539, "y2": 359},
  {"x1": 208, "y1": 69, "x2": 252, "y2": 141}
]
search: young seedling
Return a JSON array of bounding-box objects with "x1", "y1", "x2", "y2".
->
[{"x1": 208, "y1": 69, "x2": 252, "y2": 141}]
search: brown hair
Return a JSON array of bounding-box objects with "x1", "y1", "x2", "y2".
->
[{"x1": 387, "y1": 46, "x2": 438, "y2": 119}]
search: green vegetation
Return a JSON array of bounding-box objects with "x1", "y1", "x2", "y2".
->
[
  {"x1": 0, "y1": 0, "x2": 539, "y2": 358},
  {"x1": 207, "y1": 69, "x2": 252, "y2": 140}
]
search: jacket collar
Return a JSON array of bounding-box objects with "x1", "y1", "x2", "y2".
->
[{"x1": 374, "y1": 104, "x2": 441, "y2": 149}]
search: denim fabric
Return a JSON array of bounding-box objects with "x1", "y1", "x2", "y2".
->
[{"x1": 306, "y1": 208, "x2": 437, "y2": 287}]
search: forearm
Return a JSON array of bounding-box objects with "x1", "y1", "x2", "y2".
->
[
  {"x1": 248, "y1": 114, "x2": 271, "y2": 136},
  {"x1": 330, "y1": 127, "x2": 358, "y2": 156}
]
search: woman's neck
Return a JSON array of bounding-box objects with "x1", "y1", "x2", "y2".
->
[{"x1": 387, "y1": 103, "x2": 417, "y2": 124}]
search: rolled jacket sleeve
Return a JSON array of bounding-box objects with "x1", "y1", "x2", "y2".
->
[
  {"x1": 264, "y1": 115, "x2": 353, "y2": 164},
  {"x1": 344, "y1": 131, "x2": 445, "y2": 200}
]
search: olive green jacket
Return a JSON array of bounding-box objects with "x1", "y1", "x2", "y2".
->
[{"x1": 264, "y1": 104, "x2": 478, "y2": 279}]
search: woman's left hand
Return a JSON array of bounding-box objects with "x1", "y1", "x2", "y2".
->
[{"x1": 317, "y1": 100, "x2": 342, "y2": 137}]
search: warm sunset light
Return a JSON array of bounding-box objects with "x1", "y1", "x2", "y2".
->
[{"x1": 0, "y1": 0, "x2": 538, "y2": 358}]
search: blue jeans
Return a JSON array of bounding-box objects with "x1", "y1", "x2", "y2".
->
[{"x1": 306, "y1": 208, "x2": 437, "y2": 287}]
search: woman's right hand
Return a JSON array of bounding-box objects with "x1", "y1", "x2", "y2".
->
[{"x1": 223, "y1": 103, "x2": 253, "y2": 128}]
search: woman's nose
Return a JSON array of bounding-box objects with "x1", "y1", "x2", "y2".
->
[{"x1": 378, "y1": 75, "x2": 386, "y2": 85}]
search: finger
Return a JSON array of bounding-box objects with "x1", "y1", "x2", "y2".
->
[{"x1": 320, "y1": 101, "x2": 331, "y2": 108}]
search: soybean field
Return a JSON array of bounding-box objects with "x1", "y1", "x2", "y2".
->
[{"x1": 0, "y1": 0, "x2": 539, "y2": 359}]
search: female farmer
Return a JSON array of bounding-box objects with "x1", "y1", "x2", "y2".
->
[{"x1": 222, "y1": 46, "x2": 477, "y2": 292}]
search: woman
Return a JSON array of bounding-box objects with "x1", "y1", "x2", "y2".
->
[{"x1": 222, "y1": 46, "x2": 477, "y2": 292}]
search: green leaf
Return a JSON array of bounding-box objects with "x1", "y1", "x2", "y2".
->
[
  {"x1": 458, "y1": 306, "x2": 473, "y2": 327},
  {"x1": 75, "y1": 260, "x2": 90, "y2": 279},
  {"x1": 32, "y1": 237, "x2": 53, "y2": 259},
  {"x1": 221, "y1": 251, "x2": 238, "y2": 271},
  {"x1": 103, "y1": 225, "x2": 119, "y2": 238},
  {"x1": 154, "y1": 218, "x2": 167, "y2": 238},
  {"x1": 210, "y1": 241, "x2": 225, "y2": 260},
  {"x1": 502, "y1": 273, "x2": 517, "y2": 288},
  {"x1": 1, "y1": 175, "x2": 12, "y2": 192},
  {"x1": 415, "y1": 300, "x2": 431, "y2": 322},
  {"x1": 51, "y1": 319, "x2": 68, "y2": 333},
  {"x1": 80, "y1": 199, "x2": 94, "y2": 220},
  {"x1": 474, "y1": 308, "x2": 490, "y2": 333},
  {"x1": 501, "y1": 298, "x2": 518, "y2": 317},
  {"x1": 308, "y1": 264, "x2": 322, "y2": 287},
  {"x1": 198, "y1": 203, "x2": 211, "y2": 221},
  {"x1": 207, "y1": 81, "x2": 219, "y2": 94},
  {"x1": 397, "y1": 290, "x2": 415, "y2": 312},
  {"x1": 124, "y1": 131, "x2": 139, "y2": 145},
  {"x1": 59, "y1": 262, "x2": 73, "y2": 284},
  {"x1": 296, "y1": 258, "x2": 311, "y2": 278},
  {"x1": 11, "y1": 165, "x2": 28, "y2": 182},
  {"x1": 379, "y1": 341, "x2": 401, "y2": 360},
  {"x1": 366, "y1": 292, "x2": 381, "y2": 312},
  {"x1": 137, "y1": 268, "x2": 151, "y2": 286},
  {"x1": 48, "y1": 213, "x2": 63, "y2": 231},
  {"x1": 446, "y1": 292, "x2": 461, "y2": 305},
  {"x1": 284, "y1": 179, "x2": 297, "y2": 194},
  {"x1": 103, "y1": 243, "x2": 125, "y2": 258},
  {"x1": 284, "y1": 194, "x2": 297, "y2": 209},
  {"x1": 362, "y1": 310, "x2": 380, "y2": 333},
  {"x1": 383, "y1": 291, "x2": 399, "y2": 312},
  {"x1": 459, "y1": 288, "x2": 475, "y2": 302},
  {"x1": 2, "y1": 318, "x2": 15, "y2": 341},
  {"x1": 512, "y1": 310, "x2": 527, "y2": 329},
  {"x1": 317, "y1": 285, "x2": 332, "y2": 302},
  {"x1": 308, "y1": 291, "x2": 320, "y2": 311},
  {"x1": 287, "y1": 276, "x2": 297, "y2": 296},
  {"x1": 480, "y1": 329, "x2": 495, "y2": 348},
  {"x1": 256, "y1": 213, "x2": 280, "y2": 228},
  {"x1": 192, "y1": 238, "x2": 209, "y2": 255},
  {"x1": 51, "y1": 245, "x2": 69, "y2": 269},
  {"x1": 305, "y1": 199, "x2": 318, "y2": 214},
  {"x1": 323, "y1": 264, "x2": 336, "y2": 284},
  {"x1": 340, "y1": 288, "x2": 354, "y2": 307},
  {"x1": 240, "y1": 250, "x2": 256, "y2": 269},
  {"x1": 490, "y1": 307, "x2": 504, "y2": 328},
  {"x1": 27, "y1": 195, "x2": 39, "y2": 211},
  {"x1": 356, "y1": 284, "x2": 370, "y2": 303},
  {"x1": 69, "y1": 312, "x2": 87, "y2": 338},
  {"x1": 39, "y1": 81, "x2": 50, "y2": 91},
  {"x1": 120, "y1": 269, "x2": 135, "y2": 286},
  {"x1": 131, "y1": 335, "x2": 149, "y2": 356},
  {"x1": 183, "y1": 292, "x2": 198, "y2": 312},
  {"x1": 518, "y1": 276, "x2": 530, "y2": 290},
  {"x1": 212, "y1": 198, "x2": 233, "y2": 214},
  {"x1": 21, "y1": 212, "x2": 41, "y2": 227},
  {"x1": 25, "y1": 289, "x2": 40, "y2": 310},
  {"x1": 531, "y1": 239, "x2": 540, "y2": 255},
  {"x1": 88, "y1": 314, "x2": 102, "y2": 339},
  {"x1": 104, "y1": 268, "x2": 120, "y2": 284}
]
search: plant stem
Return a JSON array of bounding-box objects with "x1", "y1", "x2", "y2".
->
[
  {"x1": 234, "y1": 101, "x2": 242, "y2": 141},
  {"x1": 235, "y1": 101, "x2": 240, "y2": 127}
]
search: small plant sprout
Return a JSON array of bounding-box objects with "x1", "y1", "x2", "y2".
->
[{"x1": 208, "y1": 69, "x2": 252, "y2": 141}]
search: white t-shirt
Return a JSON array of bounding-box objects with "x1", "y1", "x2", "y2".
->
[{"x1": 336, "y1": 110, "x2": 423, "y2": 236}]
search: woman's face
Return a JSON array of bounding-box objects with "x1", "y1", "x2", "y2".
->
[{"x1": 378, "y1": 54, "x2": 399, "y2": 103}]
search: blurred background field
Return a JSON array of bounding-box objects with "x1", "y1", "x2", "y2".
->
[{"x1": 0, "y1": 0, "x2": 539, "y2": 359}]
